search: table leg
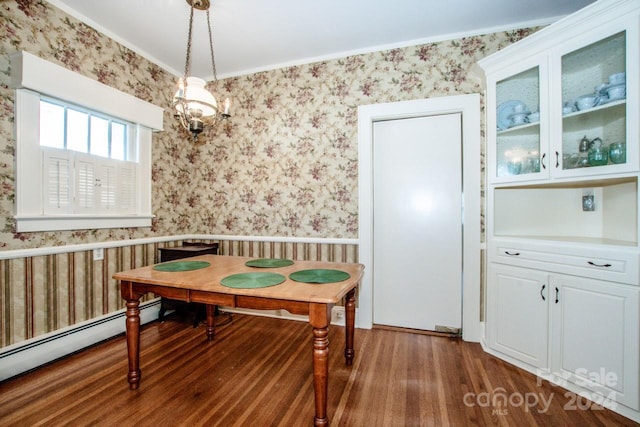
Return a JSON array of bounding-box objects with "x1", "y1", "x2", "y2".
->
[
  {"x1": 344, "y1": 288, "x2": 356, "y2": 366},
  {"x1": 206, "y1": 304, "x2": 216, "y2": 341},
  {"x1": 125, "y1": 299, "x2": 141, "y2": 390},
  {"x1": 310, "y1": 303, "x2": 331, "y2": 427}
]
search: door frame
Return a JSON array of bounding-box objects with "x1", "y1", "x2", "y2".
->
[{"x1": 357, "y1": 94, "x2": 481, "y2": 342}]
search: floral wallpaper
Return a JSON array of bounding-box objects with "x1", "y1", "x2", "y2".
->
[
  {"x1": 0, "y1": 0, "x2": 538, "y2": 251},
  {"x1": 0, "y1": 0, "x2": 190, "y2": 250}
]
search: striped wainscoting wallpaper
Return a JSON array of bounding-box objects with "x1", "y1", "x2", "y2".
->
[
  {"x1": 220, "y1": 239, "x2": 358, "y2": 263},
  {"x1": 0, "y1": 238, "x2": 359, "y2": 349}
]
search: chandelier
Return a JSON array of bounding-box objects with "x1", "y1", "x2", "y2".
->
[{"x1": 172, "y1": 0, "x2": 231, "y2": 141}]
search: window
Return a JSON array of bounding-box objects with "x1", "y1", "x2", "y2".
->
[
  {"x1": 40, "y1": 99, "x2": 130, "y2": 160},
  {"x1": 39, "y1": 99, "x2": 137, "y2": 216},
  {"x1": 11, "y1": 51, "x2": 163, "y2": 232}
]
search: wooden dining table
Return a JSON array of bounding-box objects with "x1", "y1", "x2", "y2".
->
[{"x1": 114, "y1": 255, "x2": 364, "y2": 427}]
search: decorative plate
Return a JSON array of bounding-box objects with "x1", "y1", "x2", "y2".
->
[
  {"x1": 153, "y1": 261, "x2": 211, "y2": 272},
  {"x1": 289, "y1": 269, "x2": 350, "y2": 284},
  {"x1": 497, "y1": 100, "x2": 528, "y2": 130},
  {"x1": 245, "y1": 258, "x2": 294, "y2": 268},
  {"x1": 220, "y1": 272, "x2": 286, "y2": 289}
]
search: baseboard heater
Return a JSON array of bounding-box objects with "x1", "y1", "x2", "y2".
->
[{"x1": 0, "y1": 299, "x2": 161, "y2": 382}]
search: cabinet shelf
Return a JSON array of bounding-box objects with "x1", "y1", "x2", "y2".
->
[
  {"x1": 497, "y1": 175, "x2": 637, "y2": 190},
  {"x1": 494, "y1": 178, "x2": 638, "y2": 246},
  {"x1": 562, "y1": 98, "x2": 626, "y2": 120},
  {"x1": 497, "y1": 121, "x2": 540, "y2": 135},
  {"x1": 493, "y1": 235, "x2": 637, "y2": 247}
]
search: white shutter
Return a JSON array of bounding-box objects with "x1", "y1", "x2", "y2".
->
[
  {"x1": 42, "y1": 148, "x2": 71, "y2": 214},
  {"x1": 75, "y1": 155, "x2": 95, "y2": 212},
  {"x1": 99, "y1": 162, "x2": 117, "y2": 211},
  {"x1": 74, "y1": 154, "x2": 137, "y2": 215},
  {"x1": 117, "y1": 163, "x2": 136, "y2": 214}
]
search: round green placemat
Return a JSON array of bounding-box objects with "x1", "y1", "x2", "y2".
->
[
  {"x1": 289, "y1": 269, "x2": 350, "y2": 284},
  {"x1": 153, "y1": 261, "x2": 211, "y2": 272},
  {"x1": 245, "y1": 258, "x2": 294, "y2": 268},
  {"x1": 221, "y1": 272, "x2": 286, "y2": 289}
]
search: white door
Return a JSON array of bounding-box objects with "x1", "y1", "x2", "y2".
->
[{"x1": 372, "y1": 113, "x2": 462, "y2": 331}]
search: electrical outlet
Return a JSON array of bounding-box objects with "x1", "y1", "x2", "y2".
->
[
  {"x1": 333, "y1": 307, "x2": 345, "y2": 323},
  {"x1": 582, "y1": 194, "x2": 595, "y2": 211},
  {"x1": 93, "y1": 248, "x2": 104, "y2": 261}
]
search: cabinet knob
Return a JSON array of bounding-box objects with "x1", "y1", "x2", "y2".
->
[
  {"x1": 504, "y1": 251, "x2": 520, "y2": 256},
  {"x1": 540, "y1": 284, "x2": 546, "y2": 301},
  {"x1": 555, "y1": 151, "x2": 560, "y2": 168},
  {"x1": 541, "y1": 153, "x2": 546, "y2": 169},
  {"x1": 555, "y1": 287, "x2": 559, "y2": 304}
]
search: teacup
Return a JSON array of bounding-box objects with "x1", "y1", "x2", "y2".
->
[
  {"x1": 595, "y1": 83, "x2": 608, "y2": 95},
  {"x1": 512, "y1": 103, "x2": 527, "y2": 113},
  {"x1": 575, "y1": 94, "x2": 599, "y2": 111},
  {"x1": 509, "y1": 113, "x2": 528, "y2": 126},
  {"x1": 609, "y1": 72, "x2": 625, "y2": 85},
  {"x1": 607, "y1": 84, "x2": 626, "y2": 100},
  {"x1": 527, "y1": 112, "x2": 540, "y2": 123}
]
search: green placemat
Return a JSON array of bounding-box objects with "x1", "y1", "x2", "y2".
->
[
  {"x1": 221, "y1": 272, "x2": 286, "y2": 289},
  {"x1": 245, "y1": 258, "x2": 294, "y2": 268},
  {"x1": 153, "y1": 261, "x2": 211, "y2": 272},
  {"x1": 289, "y1": 269, "x2": 350, "y2": 284}
]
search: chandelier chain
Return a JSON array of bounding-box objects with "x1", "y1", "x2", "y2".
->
[
  {"x1": 206, "y1": 9, "x2": 218, "y2": 82},
  {"x1": 183, "y1": 3, "x2": 195, "y2": 80}
]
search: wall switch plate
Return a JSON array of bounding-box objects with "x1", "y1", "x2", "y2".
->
[
  {"x1": 582, "y1": 195, "x2": 595, "y2": 211},
  {"x1": 93, "y1": 248, "x2": 104, "y2": 261}
]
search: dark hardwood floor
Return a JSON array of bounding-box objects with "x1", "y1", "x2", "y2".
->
[{"x1": 0, "y1": 313, "x2": 637, "y2": 426}]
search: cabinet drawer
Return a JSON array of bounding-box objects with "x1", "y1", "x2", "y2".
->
[{"x1": 489, "y1": 241, "x2": 639, "y2": 285}]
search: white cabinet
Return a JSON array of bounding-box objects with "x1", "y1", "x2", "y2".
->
[
  {"x1": 480, "y1": 0, "x2": 639, "y2": 185},
  {"x1": 479, "y1": 2, "x2": 640, "y2": 420},
  {"x1": 487, "y1": 264, "x2": 549, "y2": 369},
  {"x1": 551, "y1": 274, "x2": 639, "y2": 410},
  {"x1": 487, "y1": 263, "x2": 640, "y2": 410}
]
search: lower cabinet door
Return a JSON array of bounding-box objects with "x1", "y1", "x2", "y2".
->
[
  {"x1": 550, "y1": 274, "x2": 640, "y2": 410},
  {"x1": 488, "y1": 264, "x2": 549, "y2": 369}
]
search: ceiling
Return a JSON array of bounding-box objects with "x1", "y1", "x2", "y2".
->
[{"x1": 48, "y1": 0, "x2": 596, "y2": 80}]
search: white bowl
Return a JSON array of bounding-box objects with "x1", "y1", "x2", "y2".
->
[{"x1": 608, "y1": 72, "x2": 625, "y2": 85}]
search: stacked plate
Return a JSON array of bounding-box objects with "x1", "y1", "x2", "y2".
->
[
  {"x1": 594, "y1": 72, "x2": 626, "y2": 105},
  {"x1": 497, "y1": 100, "x2": 531, "y2": 130}
]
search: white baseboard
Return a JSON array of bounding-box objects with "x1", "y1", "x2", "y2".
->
[{"x1": 0, "y1": 299, "x2": 161, "y2": 382}]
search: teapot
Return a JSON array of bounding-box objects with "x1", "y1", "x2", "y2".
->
[{"x1": 578, "y1": 135, "x2": 591, "y2": 153}]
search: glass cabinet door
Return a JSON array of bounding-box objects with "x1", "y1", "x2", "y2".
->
[
  {"x1": 495, "y1": 66, "x2": 543, "y2": 179},
  {"x1": 560, "y1": 31, "x2": 627, "y2": 173}
]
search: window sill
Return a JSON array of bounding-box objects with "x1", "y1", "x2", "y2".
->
[{"x1": 15, "y1": 215, "x2": 154, "y2": 233}]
